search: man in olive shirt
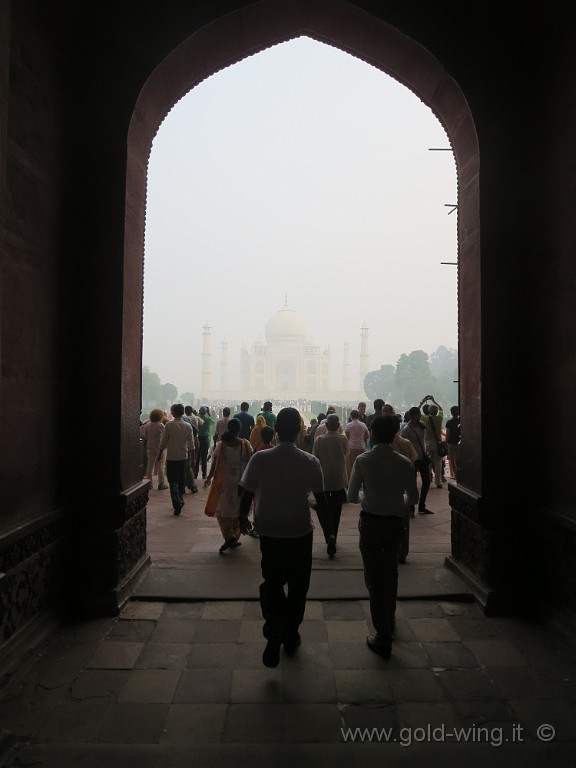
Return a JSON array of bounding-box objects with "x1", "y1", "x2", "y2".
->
[
  {"x1": 258, "y1": 401, "x2": 277, "y2": 431},
  {"x1": 348, "y1": 415, "x2": 418, "y2": 658}
]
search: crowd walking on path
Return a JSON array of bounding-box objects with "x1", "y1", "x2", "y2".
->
[{"x1": 140, "y1": 393, "x2": 459, "y2": 666}]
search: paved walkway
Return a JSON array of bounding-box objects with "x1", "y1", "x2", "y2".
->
[
  {"x1": 1, "y1": 479, "x2": 576, "y2": 766},
  {"x1": 137, "y1": 475, "x2": 465, "y2": 600}
]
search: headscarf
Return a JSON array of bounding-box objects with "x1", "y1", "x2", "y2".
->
[{"x1": 250, "y1": 414, "x2": 267, "y2": 449}]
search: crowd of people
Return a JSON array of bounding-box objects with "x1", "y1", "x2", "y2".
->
[{"x1": 140, "y1": 395, "x2": 460, "y2": 667}]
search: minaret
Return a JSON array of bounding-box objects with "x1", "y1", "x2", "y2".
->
[
  {"x1": 201, "y1": 322, "x2": 213, "y2": 395},
  {"x1": 220, "y1": 339, "x2": 229, "y2": 392},
  {"x1": 343, "y1": 340, "x2": 351, "y2": 391},
  {"x1": 359, "y1": 322, "x2": 370, "y2": 390}
]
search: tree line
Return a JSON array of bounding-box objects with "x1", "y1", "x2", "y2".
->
[
  {"x1": 142, "y1": 366, "x2": 194, "y2": 409},
  {"x1": 363, "y1": 346, "x2": 458, "y2": 411}
]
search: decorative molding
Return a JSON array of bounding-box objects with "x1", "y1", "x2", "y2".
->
[
  {"x1": 449, "y1": 483, "x2": 481, "y2": 524},
  {"x1": 0, "y1": 509, "x2": 67, "y2": 573}
]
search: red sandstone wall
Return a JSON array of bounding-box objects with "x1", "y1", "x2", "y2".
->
[{"x1": 0, "y1": 2, "x2": 67, "y2": 531}]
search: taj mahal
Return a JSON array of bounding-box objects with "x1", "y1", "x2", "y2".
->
[{"x1": 199, "y1": 299, "x2": 370, "y2": 403}]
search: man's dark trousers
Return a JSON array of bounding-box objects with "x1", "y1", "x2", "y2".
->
[
  {"x1": 414, "y1": 458, "x2": 430, "y2": 511},
  {"x1": 259, "y1": 532, "x2": 313, "y2": 643},
  {"x1": 359, "y1": 512, "x2": 405, "y2": 644},
  {"x1": 166, "y1": 459, "x2": 186, "y2": 510}
]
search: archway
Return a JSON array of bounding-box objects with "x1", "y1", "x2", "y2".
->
[{"x1": 124, "y1": 0, "x2": 480, "y2": 591}]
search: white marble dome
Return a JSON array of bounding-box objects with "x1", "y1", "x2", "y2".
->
[{"x1": 264, "y1": 304, "x2": 307, "y2": 343}]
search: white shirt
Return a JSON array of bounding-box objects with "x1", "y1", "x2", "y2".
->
[
  {"x1": 347, "y1": 443, "x2": 419, "y2": 518},
  {"x1": 240, "y1": 441, "x2": 324, "y2": 538},
  {"x1": 345, "y1": 418, "x2": 369, "y2": 449}
]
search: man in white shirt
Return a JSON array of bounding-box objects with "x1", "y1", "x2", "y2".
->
[
  {"x1": 158, "y1": 403, "x2": 194, "y2": 516},
  {"x1": 348, "y1": 415, "x2": 418, "y2": 659},
  {"x1": 239, "y1": 407, "x2": 325, "y2": 668}
]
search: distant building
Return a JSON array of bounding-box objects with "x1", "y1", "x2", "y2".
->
[{"x1": 200, "y1": 300, "x2": 369, "y2": 402}]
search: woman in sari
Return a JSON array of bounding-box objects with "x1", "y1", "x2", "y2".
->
[
  {"x1": 205, "y1": 418, "x2": 253, "y2": 552},
  {"x1": 249, "y1": 414, "x2": 267, "y2": 450}
]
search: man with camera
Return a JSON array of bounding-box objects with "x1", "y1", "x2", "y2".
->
[
  {"x1": 401, "y1": 406, "x2": 433, "y2": 515},
  {"x1": 420, "y1": 395, "x2": 445, "y2": 488}
]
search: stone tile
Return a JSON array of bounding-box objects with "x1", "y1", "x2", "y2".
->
[
  {"x1": 299, "y1": 620, "x2": 328, "y2": 643},
  {"x1": 0, "y1": 700, "x2": 53, "y2": 742},
  {"x1": 509, "y1": 699, "x2": 576, "y2": 741},
  {"x1": 385, "y1": 670, "x2": 444, "y2": 702},
  {"x1": 232, "y1": 642, "x2": 268, "y2": 669},
  {"x1": 322, "y1": 601, "x2": 366, "y2": 620},
  {"x1": 447, "y1": 616, "x2": 507, "y2": 640},
  {"x1": 135, "y1": 643, "x2": 191, "y2": 670},
  {"x1": 107, "y1": 619, "x2": 157, "y2": 642},
  {"x1": 160, "y1": 703, "x2": 227, "y2": 743},
  {"x1": 407, "y1": 618, "x2": 461, "y2": 642},
  {"x1": 423, "y1": 642, "x2": 480, "y2": 669},
  {"x1": 465, "y1": 640, "x2": 528, "y2": 667},
  {"x1": 283, "y1": 703, "x2": 343, "y2": 742},
  {"x1": 397, "y1": 701, "x2": 461, "y2": 729},
  {"x1": 195, "y1": 619, "x2": 241, "y2": 643},
  {"x1": 238, "y1": 619, "x2": 265, "y2": 643},
  {"x1": 387, "y1": 642, "x2": 430, "y2": 669},
  {"x1": 230, "y1": 669, "x2": 283, "y2": 702},
  {"x1": 117, "y1": 669, "x2": 181, "y2": 703},
  {"x1": 162, "y1": 603, "x2": 204, "y2": 619},
  {"x1": 438, "y1": 601, "x2": 484, "y2": 618},
  {"x1": 86, "y1": 641, "x2": 144, "y2": 670},
  {"x1": 283, "y1": 641, "x2": 332, "y2": 669},
  {"x1": 223, "y1": 703, "x2": 283, "y2": 742},
  {"x1": 304, "y1": 601, "x2": 324, "y2": 620},
  {"x1": 401, "y1": 601, "x2": 444, "y2": 618},
  {"x1": 335, "y1": 670, "x2": 394, "y2": 703},
  {"x1": 173, "y1": 668, "x2": 232, "y2": 703},
  {"x1": 392, "y1": 618, "x2": 417, "y2": 642},
  {"x1": 149, "y1": 619, "x2": 199, "y2": 643},
  {"x1": 56, "y1": 618, "x2": 115, "y2": 644},
  {"x1": 187, "y1": 642, "x2": 237, "y2": 668},
  {"x1": 69, "y1": 669, "x2": 131, "y2": 700},
  {"x1": 283, "y1": 668, "x2": 337, "y2": 702},
  {"x1": 454, "y1": 699, "x2": 516, "y2": 728},
  {"x1": 325, "y1": 620, "x2": 369, "y2": 643},
  {"x1": 98, "y1": 702, "x2": 169, "y2": 743},
  {"x1": 120, "y1": 602, "x2": 166, "y2": 620},
  {"x1": 32, "y1": 698, "x2": 112, "y2": 743},
  {"x1": 331, "y1": 641, "x2": 389, "y2": 670},
  {"x1": 437, "y1": 669, "x2": 503, "y2": 701},
  {"x1": 32, "y1": 642, "x2": 98, "y2": 689},
  {"x1": 202, "y1": 601, "x2": 244, "y2": 620},
  {"x1": 242, "y1": 601, "x2": 263, "y2": 619},
  {"x1": 359, "y1": 600, "x2": 372, "y2": 618},
  {"x1": 340, "y1": 702, "x2": 399, "y2": 732},
  {"x1": 486, "y1": 668, "x2": 555, "y2": 700}
]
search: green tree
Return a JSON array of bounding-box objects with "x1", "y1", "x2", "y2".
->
[
  {"x1": 364, "y1": 364, "x2": 396, "y2": 402},
  {"x1": 179, "y1": 391, "x2": 195, "y2": 405},
  {"x1": 394, "y1": 350, "x2": 436, "y2": 408},
  {"x1": 142, "y1": 366, "x2": 161, "y2": 407},
  {"x1": 160, "y1": 382, "x2": 178, "y2": 406}
]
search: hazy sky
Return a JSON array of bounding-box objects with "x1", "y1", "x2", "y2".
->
[{"x1": 143, "y1": 36, "x2": 457, "y2": 396}]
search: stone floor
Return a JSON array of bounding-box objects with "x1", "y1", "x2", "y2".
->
[
  {"x1": 1, "y1": 476, "x2": 576, "y2": 766},
  {"x1": 1, "y1": 597, "x2": 576, "y2": 766}
]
